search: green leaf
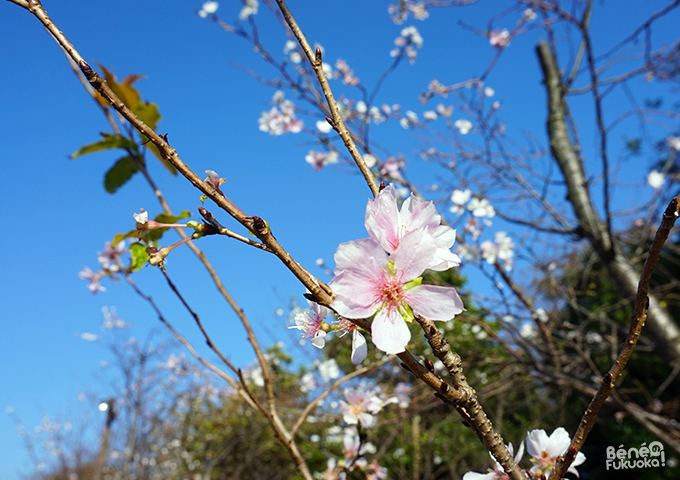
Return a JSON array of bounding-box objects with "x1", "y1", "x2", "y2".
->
[
  {"x1": 70, "y1": 134, "x2": 138, "y2": 159},
  {"x1": 129, "y1": 242, "x2": 150, "y2": 272},
  {"x1": 155, "y1": 210, "x2": 191, "y2": 224},
  {"x1": 133, "y1": 102, "x2": 161, "y2": 131},
  {"x1": 104, "y1": 156, "x2": 139, "y2": 193}
]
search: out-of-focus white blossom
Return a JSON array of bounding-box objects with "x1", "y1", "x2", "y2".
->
[
  {"x1": 647, "y1": 170, "x2": 665, "y2": 190},
  {"x1": 239, "y1": 0, "x2": 258, "y2": 20},
  {"x1": 454, "y1": 119, "x2": 473, "y2": 134},
  {"x1": 197, "y1": 1, "x2": 218, "y2": 18},
  {"x1": 468, "y1": 197, "x2": 496, "y2": 218},
  {"x1": 450, "y1": 188, "x2": 472, "y2": 215}
]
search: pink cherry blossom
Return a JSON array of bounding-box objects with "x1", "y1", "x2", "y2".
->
[
  {"x1": 489, "y1": 29, "x2": 511, "y2": 48},
  {"x1": 329, "y1": 230, "x2": 464, "y2": 354},
  {"x1": 339, "y1": 387, "x2": 397, "y2": 428},
  {"x1": 365, "y1": 184, "x2": 461, "y2": 272},
  {"x1": 78, "y1": 267, "x2": 106, "y2": 293},
  {"x1": 258, "y1": 91, "x2": 303, "y2": 135},
  {"x1": 289, "y1": 300, "x2": 328, "y2": 349}
]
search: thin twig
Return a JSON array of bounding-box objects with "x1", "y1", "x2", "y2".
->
[{"x1": 549, "y1": 196, "x2": 680, "y2": 480}]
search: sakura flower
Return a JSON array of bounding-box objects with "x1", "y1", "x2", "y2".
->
[
  {"x1": 79, "y1": 267, "x2": 106, "y2": 293},
  {"x1": 316, "y1": 120, "x2": 333, "y2": 134},
  {"x1": 450, "y1": 188, "x2": 472, "y2": 215},
  {"x1": 647, "y1": 170, "x2": 665, "y2": 190},
  {"x1": 468, "y1": 197, "x2": 496, "y2": 218},
  {"x1": 197, "y1": 1, "x2": 218, "y2": 18},
  {"x1": 480, "y1": 232, "x2": 514, "y2": 270},
  {"x1": 525, "y1": 427, "x2": 586, "y2": 478},
  {"x1": 455, "y1": 119, "x2": 473, "y2": 134},
  {"x1": 489, "y1": 29, "x2": 511, "y2": 48},
  {"x1": 97, "y1": 240, "x2": 125, "y2": 272},
  {"x1": 363, "y1": 153, "x2": 377, "y2": 168},
  {"x1": 380, "y1": 156, "x2": 404, "y2": 180},
  {"x1": 258, "y1": 91, "x2": 303, "y2": 135},
  {"x1": 133, "y1": 210, "x2": 148, "y2": 225},
  {"x1": 80, "y1": 332, "x2": 99, "y2": 342},
  {"x1": 423, "y1": 110, "x2": 437, "y2": 120},
  {"x1": 366, "y1": 184, "x2": 461, "y2": 271},
  {"x1": 394, "y1": 382, "x2": 411, "y2": 408},
  {"x1": 329, "y1": 231, "x2": 464, "y2": 354},
  {"x1": 318, "y1": 358, "x2": 341, "y2": 382},
  {"x1": 437, "y1": 104, "x2": 454, "y2": 117},
  {"x1": 339, "y1": 388, "x2": 393, "y2": 428},
  {"x1": 390, "y1": 26, "x2": 423, "y2": 64},
  {"x1": 305, "y1": 150, "x2": 339, "y2": 171},
  {"x1": 289, "y1": 300, "x2": 329, "y2": 349},
  {"x1": 335, "y1": 59, "x2": 360, "y2": 86},
  {"x1": 524, "y1": 8, "x2": 537, "y2": 22},
  {"x1": 239, "y1": 0, "x2": 258, "y2": 20},
  {"x1": 299, "y1": 372, "x2": 316, "y2": 393},
  {"x1": 462, "y1": 442, "x2": 524, "y2": 480}
]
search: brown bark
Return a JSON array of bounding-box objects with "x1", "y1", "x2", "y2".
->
[{"x1": 536, "y1": 41, "x2": 680, "y2": 363}]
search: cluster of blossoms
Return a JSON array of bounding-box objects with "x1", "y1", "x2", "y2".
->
[
  {"x1": 323, "y1": 428, "x2": 386, "y2": 480},
  {"x1": 455, "y1": 118, "x2": 473, "y2": 135},
  {"x1": 480, "y1": 231, "x2": 515, "y2": 271},
  {"x1": 379, "y1": 156, "x2": 405, "y2": 181},
  {"x1": 388, "y1": 1, "x2": 429, "y2": 24},
  {"x1": 239, "y1": 0, "x2": 258, "y2": 20},
  {"x1": 339, "y1": 386, "x2": 399, "y2": 428},
  {"x1": 79, "y1": 240, "x2": 127, "y2": 293},
  {"x1": 328, "y1": 185, "x2": 464, "y2": 355},
  {"x1": 306, "y1": 150, "x2": 339, "y2": 171},
  {"x1": 283, "y1": 39, "x2": 302, "y2": 64},
  {"x1": 450, "y1": 189, "x2": 496, "y2": 220},
  {"x1": 197, "y1": 1, "x2": 219, "y2": 18},
  {"x1": 390, "y1": 26, "x2": 423, "y2": 64},
  {"x1": 463, "y1": 427, "x2": 586, "y2": 479},
  {"x1": 258, "y1": 91, "x2": 304, "y2": 135},
  {"x1": 322, "y1": 384, "x2": 411, "y2": 479},
  {"x1": 334, "y1": 59, "x2": 360, "y2": 86}
]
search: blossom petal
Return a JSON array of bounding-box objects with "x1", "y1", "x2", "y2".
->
[
  {"x1": 545, "y1": 427, "x2": 571, "y2": 456},
  {"x1": 525, "y1": 429, "x2": 549, "y2": 457},
  {"x1": 333, "y1": 238, "x2": 385, "y2": 278},
  {"x1": 330, "y1": 270, "x2": 380, "y2": 318},
  {"x1": 462, "y1": 472, "x2": 496, "y2": 480},
  {"x1": 389, "y1": 230, "x2": 437, "y2": 281},
  {"x1": 430, "y1": 248, "x2": 462, "y2": 271},
  {"x1": 351, "y1": 330, "x2": 368, "y2": 365},
  {"x1": 310, "y1": 331, "x2": 326, "y2": 349},
  {"x1": 407, "y1": 285, "x2": 464, "y2": 321},
  {"x1": 365, "y1": 185, "x2": 400, "y2": 252},
  {"x1": 402, "y1": 194, "x2": 440, "y2": 232},
  {"x1": 371, "y1": 309, "x2": 411, "y2": 354}
]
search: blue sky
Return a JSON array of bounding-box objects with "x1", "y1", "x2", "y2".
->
[{"x1": 1, "y1": 1, "x2": 678, "y2": 478}]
